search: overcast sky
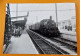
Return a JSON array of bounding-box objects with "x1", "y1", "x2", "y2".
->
[{"x1": 7, "y1": 3, "x2": 76, "y2": 24}]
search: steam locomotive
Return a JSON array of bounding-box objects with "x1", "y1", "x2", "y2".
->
[{"x1": 29, "y1": 16, "x2": 60, "y2": 37}]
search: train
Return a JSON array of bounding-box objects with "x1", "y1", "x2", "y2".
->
[{"x1": 29, "y1": 16, "x2": 60, "y2": 37}]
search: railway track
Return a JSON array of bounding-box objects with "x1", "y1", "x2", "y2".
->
[
  {"x1": 52, "y1": 37, "x2": 77, "y2": 52},
  {"x1": 38, "y1": 35, "x2": 77, "y2": 54},
  {"x1": 33, "y1": 31, "x2": 77, "y2": 53},
  {"x1": 37, "y1": 33, "x2": 77, "y2": 54},
  {"x1": 27, "y1": 30, "x2": 70, "y2": 54}
]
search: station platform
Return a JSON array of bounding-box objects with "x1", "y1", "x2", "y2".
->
[
  {"x1": 59, "y1": 29, "x2": 76, "y2": 35},
  {"x1": 59, "y1": 29, "x2": 77, "y2": 42},
  {"x1": 4, "y1": 30, "x2": 39, "y2": 54}
]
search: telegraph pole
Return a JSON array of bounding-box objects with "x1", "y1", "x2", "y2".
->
[{"x1": 55, "y1": 3, "x2": 58, "y2": 27}]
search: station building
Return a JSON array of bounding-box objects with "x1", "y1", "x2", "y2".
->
[{"x1": 58, "y1": 16, "x2": 76, "y2": 32}]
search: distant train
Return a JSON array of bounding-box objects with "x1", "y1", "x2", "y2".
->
[{"x1": 29, "y1": 16, "x2": 60, "y2": 37}]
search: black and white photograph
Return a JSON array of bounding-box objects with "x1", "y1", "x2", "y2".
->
[{"x1": 3, "y1": 3, "x2": 77, "y2": 55}]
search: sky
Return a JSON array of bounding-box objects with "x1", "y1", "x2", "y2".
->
[{"x1": 7, "y1": 3, "x2": 76, "y2": 25}]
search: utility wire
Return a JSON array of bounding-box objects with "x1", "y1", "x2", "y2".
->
[{"x1": 6, "y1": 9, "x2": 75, "y2": 12}]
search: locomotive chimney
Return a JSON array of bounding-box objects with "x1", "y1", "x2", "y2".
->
[{"x1": 50, "y1": 16, "x2": 52, "y2": 20}]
